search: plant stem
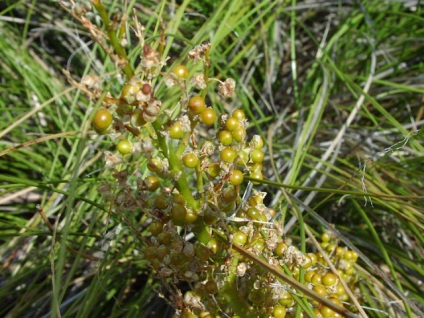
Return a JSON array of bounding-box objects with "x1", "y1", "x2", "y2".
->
[{"x1": 92, "y1": 0, "x2": 134, "y2": 79}]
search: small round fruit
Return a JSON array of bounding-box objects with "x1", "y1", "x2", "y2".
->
[
  {"x1": 225, "y1": 117, "x2": 240, "y2": 131},
  {"x1": 250, "y1": 170, "x2": 263, "y2": 182},
  {"x1": 250, "y1": 135, "x2": 264, "y2": 149},
  {"x1": 322, "y1": 272, "x2": 338, "y2": 286},
  {"x1": 221, "y1": 187, "x2": 237, "y2": 203},
  {"x1": 229, "y1": 169, "x2": 244, "y2": 185},
  {"x1": 250, "y1": 149, "x2": 264, "y2": 163},
  {"x1": 169, "y1": 122, "x2": 183, "y2": 139},
  {"x1": 274, "y1": 242, "x2": 288, "y2": 257},
  {"x1": 278, "y1": 291, "x2": 293, "y2": 306},
  {"x1": 185, "y1": 209, "x2": 198, "y2": 224},
  {"x1": 188, "y1": 96, "x2": 206, "y2": 114},
  {"x1": 218, "y1": 130, "x2": 233, "y2": 145},
  {"x1": 236, "y1": 150, "x2": 249, "y2": 165},
  {"x1": 200, "y1": 108, "x2": 217, "y2": 125},
  {"x1": 311, "y1": 273, "x2": 322, "y2": 285},
  {"x1": 183, "y1": 153, "x2": 199, "y2": 168},
  {"x1": 231, "y1": 109, "x2": 245, "y2": 121},
  {"x1": 233, "y1": 230, "x2": 248, "y2": 246},
  {"x1": 150, "y1": 221, "x2": 163, "y2": 235},
  {"x1": 204, "y1": 280, "x2": 219, "y2": 294},
  {"x1": 207, "y1": 163, "x2": 220, "y2": 178},
  {"x1": 273, "y1": 306, "x2": 287, "y2": 318},
  {"x1": 312, "y1": 284, "x2": 327, "y2": 297},
  {"x1": 141, "y1": 83, "x2": 152, "y2": 95},
  {"x1": 145, "y1": 176, "x2": 160, "y2": 191},
  {"x1": 93, "y1": 109, "x2": 112, "y2": 132},
  {"x1": 305, "y1": 270, "x2": 316, "y2": 283},
  {"x1": 220, "y1": 147, "x2": 236, "y2": 163},
  {"x1": 195, "y1": 244, "x2": 210, "y2": 261},
  {"x1": 343, "y1": 250, "x2": 358, "y2": 261},
  {"x1": 232, "y1": 126, "x2": 246, "y2": 142},
  {"x1": 171, "y1": 204, "x2": 187, "y2": 226},
  {"x1": 117, "y1": 139, "x2": 132, "y2": 155},
  {"x1": 207, "y1": 238, "x2": 221, "y2": 253},
  {"x1": 172, "y1": 64, "x2": 189, "y2": 79}
]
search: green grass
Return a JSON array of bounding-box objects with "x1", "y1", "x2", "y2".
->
[{"x1": 1, "y1": 0, "x2": 423, "y2": 317}]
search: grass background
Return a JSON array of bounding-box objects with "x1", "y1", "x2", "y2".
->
[{"x1": 1, "y1": 0, "x2": 423, "y2": 317}]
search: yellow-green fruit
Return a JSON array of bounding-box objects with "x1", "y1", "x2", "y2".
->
[
  {"x1": 200, "y1": 108, "x2": 217, "y2": 125},
  {"x1": 183, "y1": 153, "x2": 199, "y2": 168},
  {"x1": 169, "y1": 122, "x2": 183, "y2": 139},
  {"x1": 172, "y1": 65, "x2": 189, "y2": 79},
  {"x1": 229, "y1": 169, "x2": 244, "y2": 185},
  {"x1": 117, "y1": 139, "x2": 132, "y2": 154},
  {"x1": 220, "y1": 147, "x2": 236, "y2": 163},
  {"x1": 233, "y1": 230, "x2": 248, "y2": 246},
  {"x1": 273, "y1": 306, "x2": 287, "y2": 318},
  {"x1": 322, "y1": 273, "x2": 338, "y2": 286},
  {"x1": 93, "y1": 109, "x2": 112, "y2": 133},
  {"x1": 145, "y1": 176, "x2": 160, "y2": 191},
  {"x1": 188, "y1": 95, "x2": 206, "y2": 114}
]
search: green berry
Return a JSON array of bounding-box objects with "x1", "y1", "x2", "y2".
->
[
  {"x1": 229, "y1": 169, "x2": 244, "y2": 185},
  {"x1": 232, "y1": 126, "x2": 246, "y2": 142},
  {"x1": 200, "y1": 108, "x2": 217, "y2": 126},
  {"x1": 250, "y1": 149, "x2": 264, "y2": 163},
  {"x1": 233, "y1": 230, "x2": 248, "y2": 246},
  {"x1": 183, "y1": 153, "x2": 199, "y2": 168},
  {"x1": 218, "y1": 130, "x2": 233, "y2": 145},
  {"x1": 220, "y1": 147, "x2": 236, "y2": 163},
  {"x1": 145, "y1": 176, "x2": 160, "y2": 191},
  {"x1": 225, "y1": 117, "x2": 240, "y2": 131},
  {"x1": 172, "y1": 64, "x2": 189, "y2": 79},
  {"x1": 171, "y1": 204, "x2": 187, "y2": 226},
  {"x1": 322, "y1": 272, "x2": 338, "y2": 286},
  {"x1": 117, "y1": 139, "x2": 132, "y2": 154},
  {"x1": 231, "y1": 108, "x2": 245, "y2": 121},
  {"x1": 169, "y1": 122, "x2": 183, "y2": 139},
  {"x1": 188, "y1": 96, "x2": 206, "y2": 114},
  {"x1": 93, "y1": 109, "x2": 112, "y2": 132},
  {"x1": 273, "y1": 306, "x2": 287, "y2": 318}
]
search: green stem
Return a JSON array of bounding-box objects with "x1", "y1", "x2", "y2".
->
[
  {"x1": 201, "y1": 47, "x2": 211, "y2": 98},
  {"x1": 92, "y1": 0, "x2": 134, "y2": 79}
]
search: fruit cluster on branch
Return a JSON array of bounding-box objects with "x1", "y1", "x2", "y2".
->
[{"x1": 63, "y1": 1, "x2": 362, "y2": 317}]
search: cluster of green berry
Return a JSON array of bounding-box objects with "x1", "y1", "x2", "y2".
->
[
  {"x1": 80, "y1": 4, "x2": 363, "y2": 315},
  {"x1": 91, "y1": 51, "x2": 362, "y2": 316}
]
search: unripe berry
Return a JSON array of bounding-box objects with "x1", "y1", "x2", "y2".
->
[
  {"x1": 322, "y1": 272, "x2": 338, "y2": 286},
  {"x1": 188, "y1": 96, "x2": 206, "y2": 114},
  {"x1": 207, "y1": 163, "x2": 220, "y2": 178},
  {"x1": 145, "y1": 176, "x2": 160, "y2": 191},
  {"x1": 220, "y1": 147, "x2": 236, "y2": 163},
  {"x1": 171, "y1": 204, "x2": 187, "y2": 226},
  {"x1": 93, "y1": 109, "x2": 112, "y2": 133},
  {"x1": 232, "y1": 126, "x2": 246, "y2": 142},
  {"x1": 229, "y1": 169, "x2": 244, "y2": 185},
  {"x1": 169, "y1": 122, "x2": 184, "y2": 139},
  {"x1": 231, "y1": 108, "x2": 246, "y2": 121},
  {"x1": 172, "y1": 64, "x2": 189, "y2": 79},
  {"x1": 200, "y1": 107, "x2": 217, "y2": 125},
  {"x1": 183, "y1": 153, "x2": 199, "y2": 168},
  {"x1": 218, "y1": 130, "x2": 233, "y2": 145},
  {"x1": 225, "y1": 117, "x2": 240, "y2": 131},
  {"x1": 117, "y1": 139, "x2": 132, "y2": 155},
  {"x1": 233, "y1": 230, "x2": 248, "y2": 246},
  {"x1": 250, "y1": 149, "x2": 264, "y2": 163},
  {"x1": 273, "y1": 306, "x2": 287, "y2": 318}
]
